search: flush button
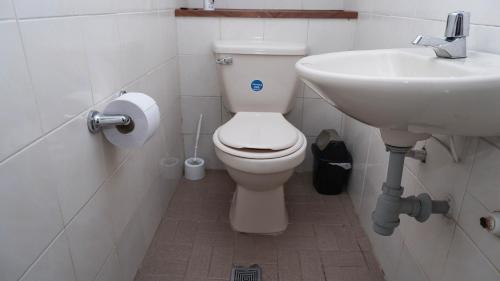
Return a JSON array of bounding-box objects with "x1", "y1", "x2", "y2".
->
[{"x1": 251, "y1": 80, "x2": 263, "y2": 92}]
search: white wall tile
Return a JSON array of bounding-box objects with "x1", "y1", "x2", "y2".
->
[
  {"x1": 95, "y1": 249, "x2": 123, "y2": 281},
  {"x1": 369, "y1": 230, "x2": 404, "y2": 281},
  {"x1": 13, "y1": 0, "x2": 71, "y2": 18},
  {"x1": 20, "y1": 17, "x2": 93, "y2": 131},
  {"x1": 415, "y1": 136, "x2": 477, "y2": 219},
  {"x1": 462, "y1": 1, "x2": 500, "y2": 27},
  {"x1": 116, "y1": 212, "x2": 147, "y2": 281},
  {"x1": 285, "y1": 98, "x2": 304, "y2": 131},
  {"x1": 352, "y1": 13, "x2": 375, "y2": 50},
  {"x1": 214, "y1": 0, "x2": 266, "y2": 9},
  {"x1": 157, "y1": 159, "x2": 182, "y2": 212},
  {"x1": 19, "y1": 232, "x2": 77, "y2": 281},
  {"x1": 268, "y1": 0, "x2": 301, "y2": 9},
  {"x1": 220, "y1": 18, "x2": 264, "y2": 40},
  {"x1": 394, "y1": 245, "x2": 428, "y2": 281},
  {"x1": 263, "y1": 19, "x2": 308, "y2": 43},
  {"x1": 469, "y1": 24, "x2": 500, "y2": 55},
  {"x1": 412, "y1": 16, "x2": 444, "y2": 35},
  {"x1": 221, "y1": 104, "x2": 234, "y2": 123},
  {"x1": 297, "y1": 136, "x2": 316, "y2": 172},
  {"x1": 177, "y1": 17, "x2": 220, "y2": 55},
  {"x1": 179, "y1": 54, "x2": 220, "y2": 96},
  {"x1": 185, "y1": 0, "x2": 203, "y2": 8},
  {"x1": 181, "y1": 96, "x2": 222, "y2": 134},
  {"x1": 139, "y1": 178, "x2": 165, "y2": 246},
  {"x1": 154, "y1": 11, "x2": 178, "y2": 63},
  {"x1": 163, "y1": 58, "x2": 182, "y2": 102},
  {"x1": 442, "y1": 227, "x2": 500, "y2": 281},
  {"x1": 82, "y1": 15, "x2": 122, "y2": 103},
  {"x1": 0, "y1": 0, "x2": 15, "y2": 19},
  {"x1": 412, "y1": 0, "x2": 454, "y2": 22},
  {"x1": 307, "y1": 19, "x2": 356, "y2": 54},
  {"x1": 45, "y1": 111, "x2": 109, "y2": 224},
  {"x1": 0, "y1": 22, "x2": 42, "y2": 161},
  {"x1": 140, "y1": 122, "x2": 171, "y2": 186},
  {"x1": 302, "y1": 98, "x2": 343, "y2": 137},
  {"x1": 115, "y1": 0, "x2": 155, "y2": 13},
  {"x1": 371, "y1": 0, "x2": 416, "y2": 17},
  {"x1": 301, "y1": 0, "x2": 343, "y2": 10},
  {"x1": 359, "y1": 131, "x2": 388, "y2": 229},
  {"x1": 303, "y1": 84, "x2": 322, "y2": 99},
  {"x1": 343, "y1": 116, "x2": 372, "y2": 211},
  {"x1": 66, "y1": 186, "x2": 115, "y2": 281},
  {"x1": 344, "y1": 0, "x2": 372, "y2": 13},
  {"x1": 0, "y1": 139, "x2": 63, "y2": 281},
  {"x1": 354, "y1": 14, "x2": 415, "y2": 50},
  {"x1": 159, "y1": 85, "x2": 184, "y2": 182},
  {"x1": 467, "y1": 139, "x2": 500, "y2": 211},
  {"x1": 161, "y1": 102, "x2": 185, "y2": 172},
  {"x1": 72, "y1": 0, "x2": 115, "y2": 15},
  {"x1": 101, "y1": 150, "x2": 148, "y2": 241},
  {"x1": 117, "y1": 13, "x2": 160, "y2": 86},
  {"x1": 459, "y1": 193, "x2": 500, "y2": 273},
  {"x1": 157, "y1": 0, "x2": 178, "y2": 9}
]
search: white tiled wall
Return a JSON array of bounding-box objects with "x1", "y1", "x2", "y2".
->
[
  {"x1": 176, "y1": 17, "x2": 356, "y2": 170},
  {"x1": 0, "y1": 1, "x2": 183, "y2": 281},
  {"x1": 183, "y1": 0, "x2": 344, "y2": 10},
  {"x1": 343, "y1": 1, "x2": 500, "y2": 280}
]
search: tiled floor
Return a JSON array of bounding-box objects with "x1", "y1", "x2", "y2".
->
[{"x1": 134, "y1": 170, "x2": 385, "y2": 281}]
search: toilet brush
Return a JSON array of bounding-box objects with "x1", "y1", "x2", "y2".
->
[
  {"x1": 193, "y1": 114, "x2": 203, "y2": 163},
  {"x1": 184, "y1": 114, "x2": 205, "y2": 181}
]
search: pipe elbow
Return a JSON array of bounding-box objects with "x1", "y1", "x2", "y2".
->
[{"x1": 372, "y1": 190, "x2": 402, "y2": 236}]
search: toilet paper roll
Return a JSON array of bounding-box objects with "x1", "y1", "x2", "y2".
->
[{"x1": 103, "y1": 92, "x2": 160, "y2": 149}]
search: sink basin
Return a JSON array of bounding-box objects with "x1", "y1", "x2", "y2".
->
[{"x1": 296, "y1": 48, "x2": 500, "y2": 147}]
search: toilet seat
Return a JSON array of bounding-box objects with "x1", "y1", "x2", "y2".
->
[
  {"x1": 214, "y1": 112, "x2": 305, "y2": 159},
  {"x1": 219, "y1": 112, "x2": 299, "y2": 150}
]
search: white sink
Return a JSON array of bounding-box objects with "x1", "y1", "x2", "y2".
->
[{"x1": 296, "y1": 48, "x2": 500, "y2": 147}]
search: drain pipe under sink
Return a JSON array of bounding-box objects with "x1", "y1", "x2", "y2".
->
[{"x1": 372, "y1": 145, "x2": 450, "y2": 236}]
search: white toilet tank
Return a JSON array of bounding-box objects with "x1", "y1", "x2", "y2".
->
[{"x1": 213, "y1": 40, "x2": 307, "y2": 114}]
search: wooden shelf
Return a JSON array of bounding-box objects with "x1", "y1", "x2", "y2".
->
[{"x1": 175, "y1": 8, "x2": 358, "y2": 19}]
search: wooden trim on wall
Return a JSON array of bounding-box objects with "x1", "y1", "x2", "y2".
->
[{"x1": 175, "y1": 8, "x2": 358, "y2": 19}]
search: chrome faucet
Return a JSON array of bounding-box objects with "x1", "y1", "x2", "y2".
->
[{"x1": 412, "y1": 11, "x2": 470, "y2": 59}]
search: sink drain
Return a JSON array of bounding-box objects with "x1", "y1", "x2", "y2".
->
[{"x1": 230, "y1": 264, "x2": 261, "y2": 281}]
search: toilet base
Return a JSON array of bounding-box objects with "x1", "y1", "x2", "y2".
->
[{"x1": 229, "y1": 185, "x2": 288, "y2": 234}]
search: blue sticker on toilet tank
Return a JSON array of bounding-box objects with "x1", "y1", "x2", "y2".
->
[{"x1": 251, "y1": 80, "x2": 263, "y2": 92}]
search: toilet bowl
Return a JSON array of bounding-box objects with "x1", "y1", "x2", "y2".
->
[
  {"x1": 213, "y1": 112, "x2": 307, "y2": 234},
  {"x1": 213, "y1": 40, "x2": 308, "y2": 234}
]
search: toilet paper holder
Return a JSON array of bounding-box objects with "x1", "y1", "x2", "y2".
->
[
  {"x1": 87, "y1": 110, "x2": 133, "y2": 134},
  {"x1": 87, "y1": 90, "x2": 136, "y2": 134}
]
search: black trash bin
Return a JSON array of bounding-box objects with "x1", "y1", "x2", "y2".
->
[{"x1": 311, "y1": 130, "x2": 352, "y2": 195}]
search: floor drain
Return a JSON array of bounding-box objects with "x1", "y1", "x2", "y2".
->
[{"x1": 230, "y1": 264, "x2": 262, "y2": 281}]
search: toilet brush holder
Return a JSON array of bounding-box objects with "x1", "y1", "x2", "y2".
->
[{"x1": 184, "y1": 157, "x2": 205, "y2": 181}]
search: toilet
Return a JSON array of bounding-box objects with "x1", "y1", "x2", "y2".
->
[{"x1": 213, "y1": 40, "x2": 308, "y2": 234}]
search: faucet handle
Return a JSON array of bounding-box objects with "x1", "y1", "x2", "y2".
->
[{"x1": 445, "y1": 11, "x2": 470, "y2": 38}]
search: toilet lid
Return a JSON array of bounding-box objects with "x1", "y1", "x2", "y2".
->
[
  {"x1": 214, "y1": 127, "x2": 306, "y2": 159},
  {"x1": 218, "y1": 112, "x2": 299, "y2": 151}
]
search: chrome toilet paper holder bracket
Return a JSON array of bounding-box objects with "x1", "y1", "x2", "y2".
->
[
  {"x1": 87, "y1": 90, "x2": 134, "y2": 134},
  {"x1": 87, "y1": 110, "x2": 133, "y2": 134}
]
